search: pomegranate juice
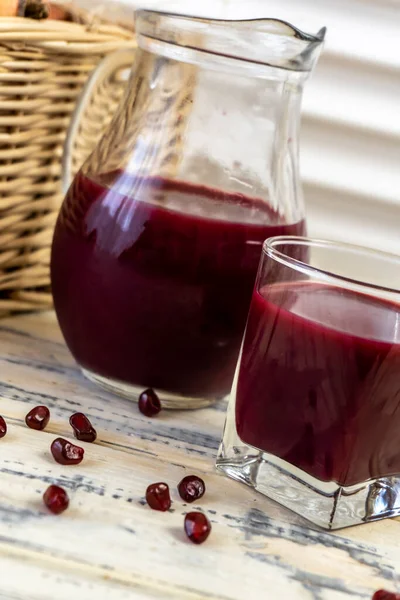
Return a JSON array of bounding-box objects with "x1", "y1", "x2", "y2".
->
[
  {"x1": 236, "y1": 282, "x2": 400, "y2": 486},
  {"x1": 51, "y1": 172, "x2": 305, "y2": 399}
]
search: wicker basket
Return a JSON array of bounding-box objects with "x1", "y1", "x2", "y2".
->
[{"x1": 0, "y1": 15, "x2": 136, "y2": 318}]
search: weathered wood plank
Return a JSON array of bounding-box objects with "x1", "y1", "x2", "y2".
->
[{"x1": 0, "y1": 312, "x2": 399, "y2": 599}]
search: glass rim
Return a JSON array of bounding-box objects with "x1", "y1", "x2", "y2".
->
[
  {"x1": 263, "y1": 236, "x2": 400, "y2": 295},
  {"x1": 136, "y1": 10, "x2": 326, "y2": 43},
  {"x1": 135, "y1": 10, "x2": 326, "y2": 73}
]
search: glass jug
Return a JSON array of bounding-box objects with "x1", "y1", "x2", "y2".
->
[{"x1": 51, "y1": 11, "x2": 326, "y2": 409}]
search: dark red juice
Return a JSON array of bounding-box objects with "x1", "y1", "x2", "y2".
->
[
  {"x1": 236, "y1": 282, "x2": 400, "y2": 486},
  {"x1": 51, "y1": 171, "x2": 305, "y2": 399}
]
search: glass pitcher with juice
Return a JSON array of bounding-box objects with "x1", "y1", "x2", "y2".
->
[{"x1": 51, "y1": 11, "x2": 326, "y2": 408}]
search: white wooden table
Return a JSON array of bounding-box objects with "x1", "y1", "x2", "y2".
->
[{"x1": 0, "y1": 311, "x2": 399, "y2": 599}]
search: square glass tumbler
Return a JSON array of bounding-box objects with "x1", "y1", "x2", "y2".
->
[{"x1": 216, "y1": 236, "x2": 400, "y2": 529}]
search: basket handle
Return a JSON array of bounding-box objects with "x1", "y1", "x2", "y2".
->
[{"x1": 62, "y1": 48, "x2": 136, "y2": 195}]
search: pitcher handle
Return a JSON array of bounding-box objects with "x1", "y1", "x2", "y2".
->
[{"x1": 62, "y1": 48, "x2": 136, "y2": 195}]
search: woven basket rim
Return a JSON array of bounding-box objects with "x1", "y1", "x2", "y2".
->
[{"x1": 0, "y1": 16, "x2": 135, "y2": 49}]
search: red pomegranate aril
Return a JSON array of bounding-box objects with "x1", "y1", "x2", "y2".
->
[
  {"x1": 51, "y1": 437, "x2": 84, "y2": 465},
  {"x1": 373, "y1": 592, "x2": 400, "y2": 600},
  {"x1": 69, "y1": 412, "x2": 97, "y2": 442},
  {"x1": 138, "y1": 388, "x2": 161, "y2": 417},
  {"x1": 43, "y1": 485, "x2": 69, "y2": 514},
  {"x1": 146, "y1": 482, "x2": 171, "y2": 511},
  {"x1": 178, "y1": 475, "x2": 206, "y2": 503},
  {"x1": 0, "y1": 416, "x2": 7, "y2": 438},
  {"x1": 184, "y1": 512, "x2": 211, "y2": 544},
  {"x1": 25, "y1": 405, "x2": 50, "y2": 431}
]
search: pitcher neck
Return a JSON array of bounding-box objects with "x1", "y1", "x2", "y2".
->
[{"x1": 84, "y1": 43, "x2": 309, "y2": 225}]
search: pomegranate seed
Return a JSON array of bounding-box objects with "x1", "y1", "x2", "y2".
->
[
  {"x1": 51, "y1": 437, "x2": 84, "y2": 465},
  {"x1": 25, "y1": 405, "x2": 50, "y2": 431},
  {"x1": 69, "y1": 412, "x2": 97, "y2": 443},
  {"x1": 43, "y1": 485, "x2": 69, "y2": 514},
  {"x1": 138, "y1": 389, "x2": 161, "y2": 417},
  {"x1": 184, "y1": 512, "x2": 211, "y2": 544},
  {"x1": 178, "y1": 475, "x2": 205, "y2": 503},
  {"x1": 373, "y1": 592, "x2": 400, "y2": 600},
  {"x1": 0, "y1": 416, "x2": 7, "y2": 438},
  {"x1": 146, "y1": 482, "x2": 171, "y2": 511}
]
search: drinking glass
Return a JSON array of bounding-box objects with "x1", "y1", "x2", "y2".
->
[{"x1": 217, "y1": 236, "x2": 400, "y2": 529}]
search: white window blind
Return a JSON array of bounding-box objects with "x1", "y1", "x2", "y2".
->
[{"x1": 123, "y1": 0, "x2": 400, "y2": 253}]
